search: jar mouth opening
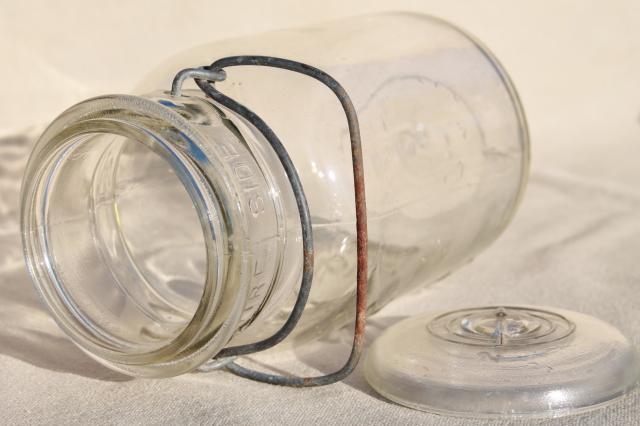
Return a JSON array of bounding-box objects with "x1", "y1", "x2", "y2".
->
[
  {"x1": 39, "y1": 129, "x2": 208, "y2": 351},
  {"x1": 21, "y1": 95, "x2": 248, "y2": 377}
]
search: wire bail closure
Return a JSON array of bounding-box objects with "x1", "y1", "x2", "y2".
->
[{"x1": 170, "y1": 56, "x2": 369, "y2": 387}]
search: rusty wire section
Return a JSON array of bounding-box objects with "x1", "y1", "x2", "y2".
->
[{"x1": 171, "y1": 56, "x2": 368, "y2": 386}]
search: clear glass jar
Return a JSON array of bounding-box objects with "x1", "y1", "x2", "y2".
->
[{"x1": 20, "y1": 12, "x2": 529, "y2": 377}]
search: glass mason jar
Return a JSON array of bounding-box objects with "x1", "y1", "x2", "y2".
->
[{"x1": 20, "y1": 12, "x2": 529, "y2": 377}]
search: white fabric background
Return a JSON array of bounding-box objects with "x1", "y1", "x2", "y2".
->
[{"x1": 1, "y1": 1, "x2": 640, "y2": 424}]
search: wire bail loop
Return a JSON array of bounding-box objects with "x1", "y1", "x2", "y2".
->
[{"x1": 171, "y1": 56, "x2": 368, "y2": 387}]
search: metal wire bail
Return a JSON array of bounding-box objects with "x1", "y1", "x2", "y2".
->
[{"x1": 170, "y1": 56, "x2": 368, "y2": 387}]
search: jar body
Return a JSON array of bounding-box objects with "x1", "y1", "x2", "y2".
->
[{"x1": 21, "y1": 13, "x2": 529, "y2": 376}]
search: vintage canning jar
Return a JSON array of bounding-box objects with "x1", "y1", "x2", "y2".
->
[{"x1": 21, "y1": 13, "x2": 528, "y2": 377}]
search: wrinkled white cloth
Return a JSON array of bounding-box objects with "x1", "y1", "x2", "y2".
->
[
  {"x1": 2, "y1": 1, "x2": 640, "y2": 425},
  {"x1": 1, "y1": 124, "x2": 640, "y2": 426}
]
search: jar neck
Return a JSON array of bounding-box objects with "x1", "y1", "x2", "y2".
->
[{"x1": 21, "y1": 91, "x2": 299, "y2": 377}]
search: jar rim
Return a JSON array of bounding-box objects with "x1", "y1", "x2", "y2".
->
[{"x1": 21, "y1": 94, "x2": 251, "y2": 377}]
